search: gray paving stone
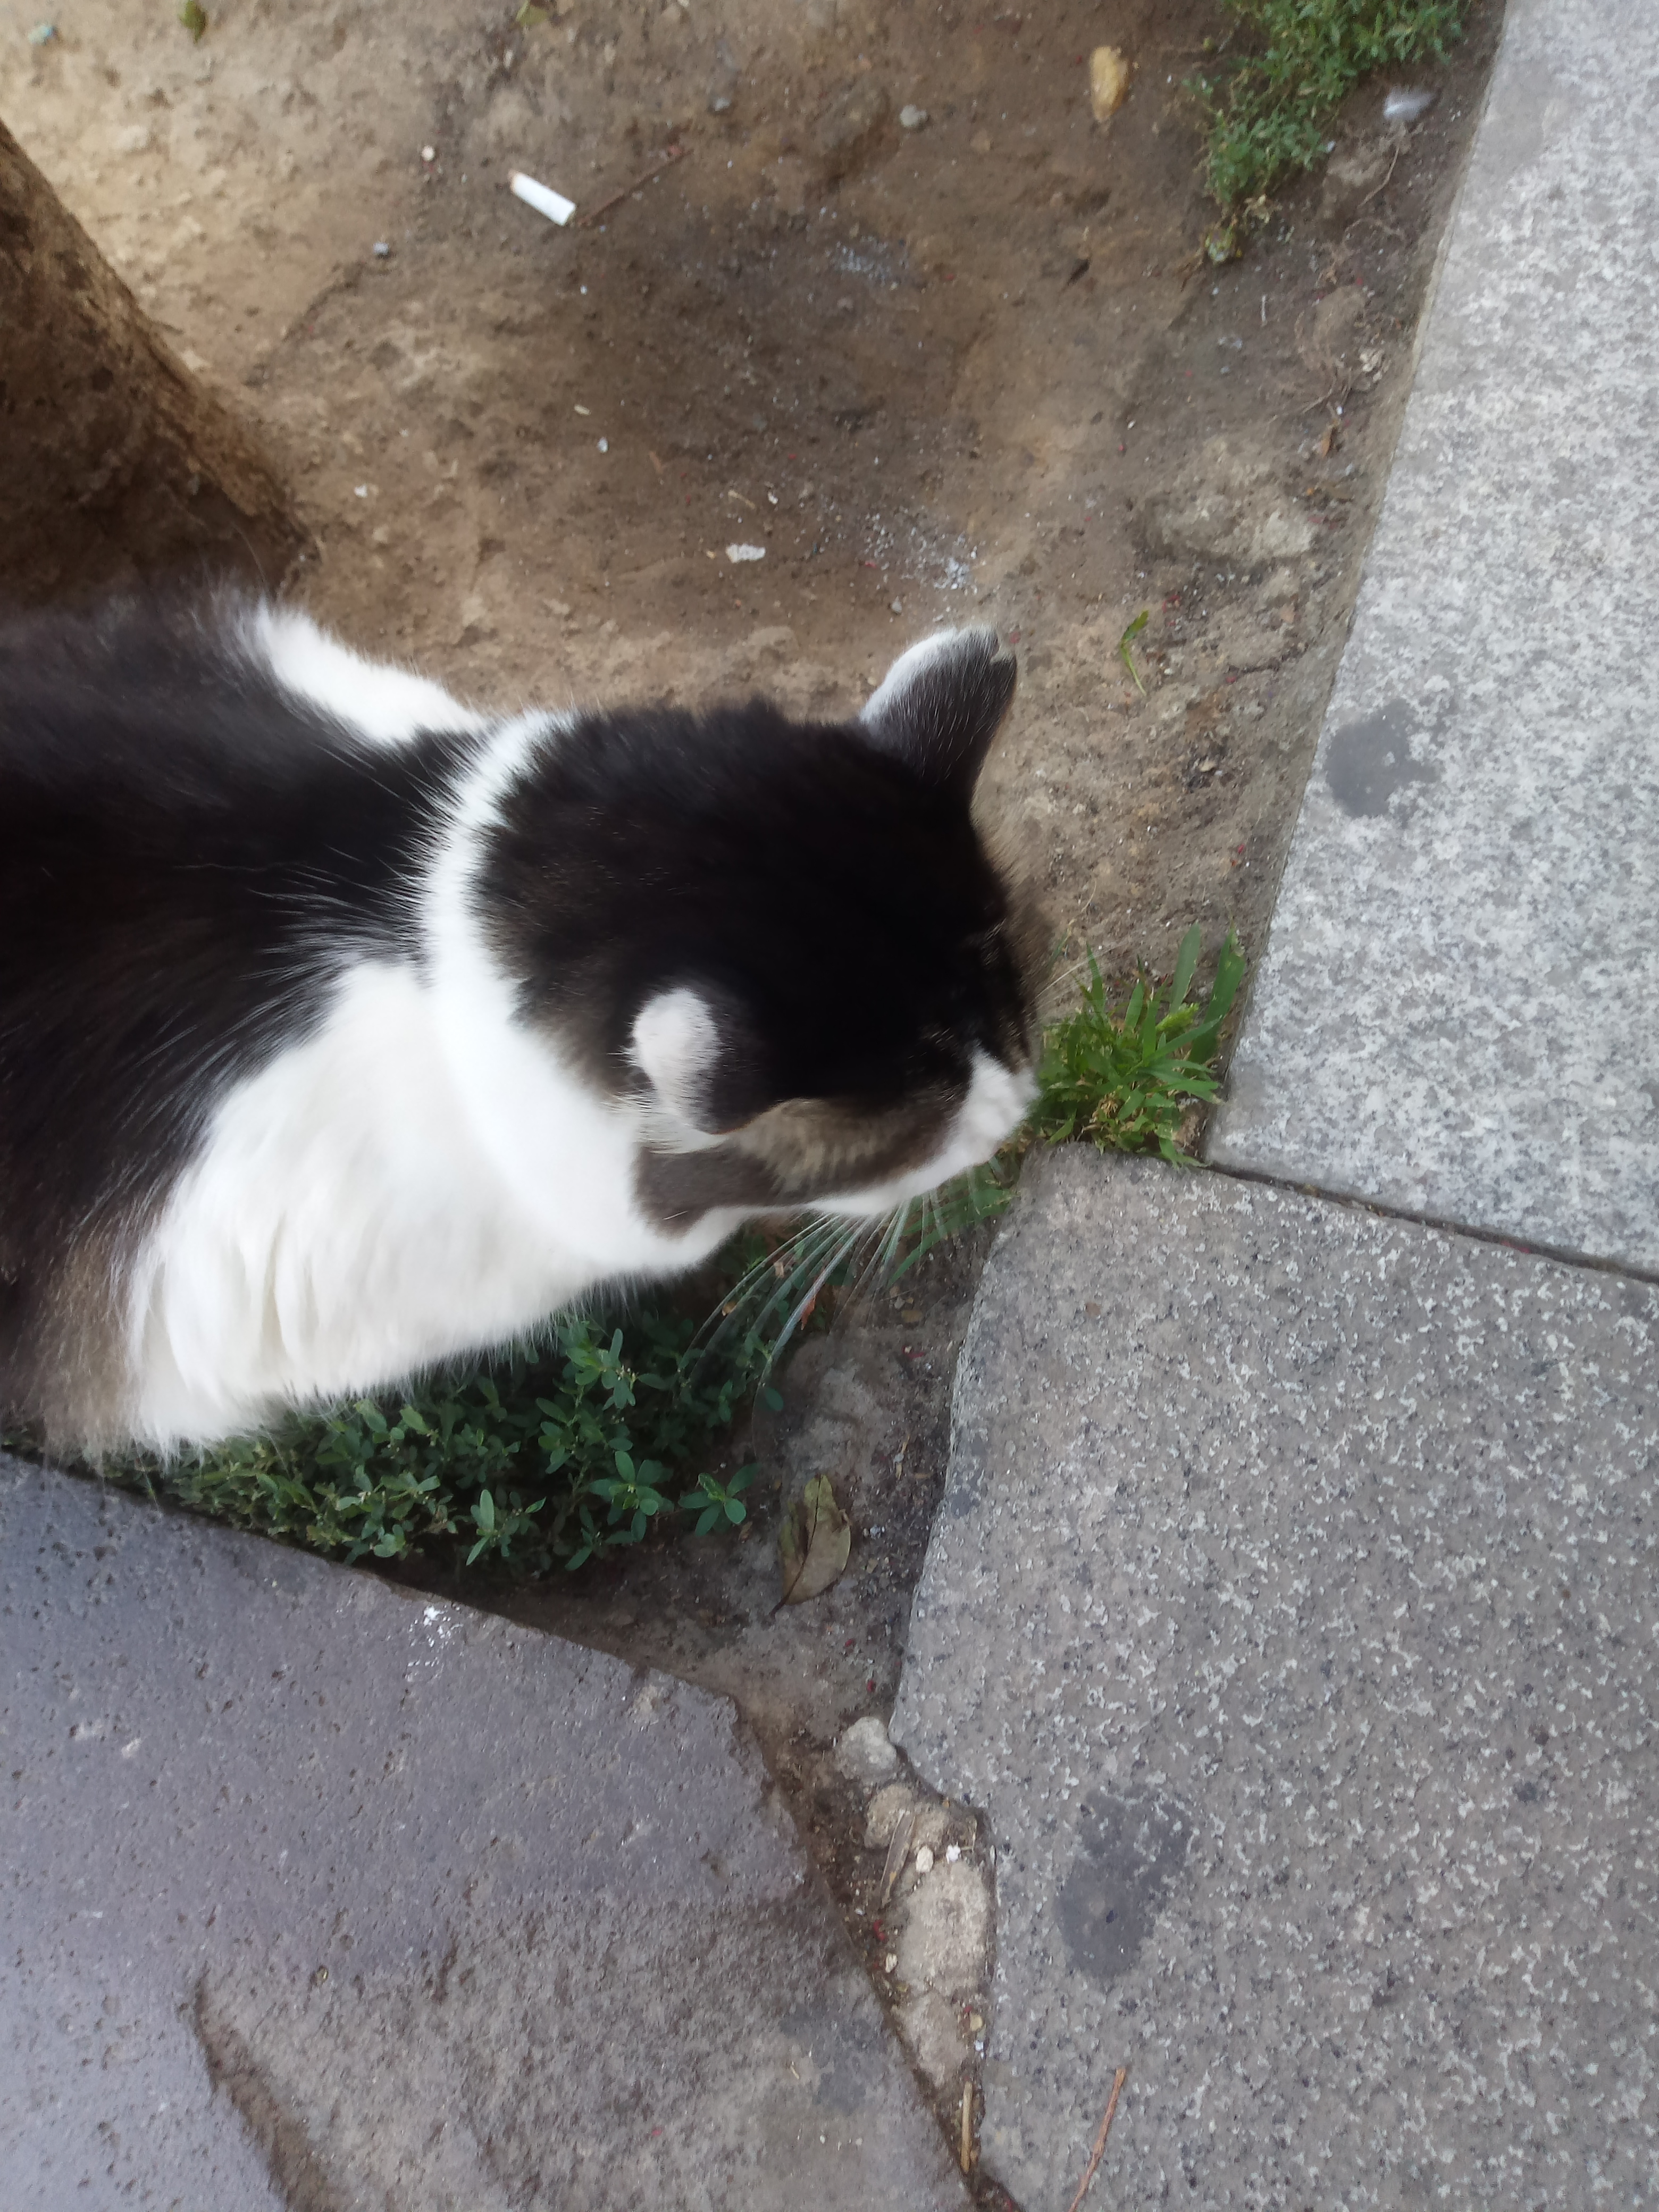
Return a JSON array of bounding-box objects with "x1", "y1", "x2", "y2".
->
[
  {"x1": 0, "y1": 1460, "x2": 968, "y2": 2212},
  {"x1": 1206, "y1": 0, "x2": 1659, "y2": 1274},
  {"x1": 892, "y1": 1149, "x2": 1659, "y2": 2210}
]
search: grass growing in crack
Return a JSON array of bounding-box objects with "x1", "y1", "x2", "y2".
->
[
  {"x1": 8, "y1": 935, "x2": 1245, "y2": 1582},
  {"x1": 1033, "y1": 926, "x2": 1246, "y2": 1159},
  {"x1": 1193, "y1": 0, "x2": 1469, "y2": 213}
]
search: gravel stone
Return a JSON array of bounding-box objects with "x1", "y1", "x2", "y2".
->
[{"x1": 836, "y1": 1713, "x2": 901, "y2": 1788}]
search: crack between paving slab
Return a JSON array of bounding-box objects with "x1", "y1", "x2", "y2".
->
[
  {"x1": 951, "y1": 1783, "x2": 1016, "y2": 2212},
  {"x1": 191, "y1": 1975, "x2": 351, "y2": 2212},
  {"x1": 851, "y1": 1738, "x2": 1023, "y2": 2210},
  {"x1": 1201, "y1": 1156, "x2": 1659, "y2": 1290},
  {"x1": 873, "y1": 1752, "x2": 1024, "y2": 2211}
]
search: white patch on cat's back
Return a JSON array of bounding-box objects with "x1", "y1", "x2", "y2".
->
[
  {"x1": 416, "y1": 709, "x2": 662, "y2": 1253},
  {"x1": 246, "y1": 604, "x2": 490, "y2": 747},
  {"x1": 631, "y1": 987, "x2": 720, "y2": 1128}
]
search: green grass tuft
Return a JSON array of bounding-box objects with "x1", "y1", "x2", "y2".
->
[
  {"x1": 1033, "y1": 925, "x2": 1246, "y2": 1160},
  {"x1": 1193, "y1": 0, "x2": 1468, "y2": 212}
]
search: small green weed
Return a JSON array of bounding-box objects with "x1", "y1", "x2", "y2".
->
[
  {"x1": 1033, "y1": 926, "x2": 1246, "y2": 1159},
  {"x1": 23, "y1": 1306, "x2": 772, "y2": 1580},
  {"x1": 1117, "y1": 610, "x2": 1151, "y2": 700},
  {"x1": 1193, "y1": 0, "x2": 1468, "y2": 211}
]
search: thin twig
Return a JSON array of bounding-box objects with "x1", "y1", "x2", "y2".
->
[
  {"x1": 879, "y1": 1809, "x2": 916, "y2": 1905},
  {"x1": 1355, "y1": 138, "x2": 1403, "y2": 214},
  {"x1": 959, "y1": 2081, "x2": 975, "y2": 2173},
  {"x1": 1064, "y1": 2066, "x2": 1129, "y2": 2212},
  {"x1": 575, "y1": 143, "x2": 685, "y2": 227}
]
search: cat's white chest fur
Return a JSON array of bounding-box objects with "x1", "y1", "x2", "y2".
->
[{"x1": 124, "y1": 951, "x2": 718, "y2": 1445}]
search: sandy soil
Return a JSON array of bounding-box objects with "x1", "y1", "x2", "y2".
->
[{"x1": 6, "y1": 0, "x2": 1504, "y2": 2192}]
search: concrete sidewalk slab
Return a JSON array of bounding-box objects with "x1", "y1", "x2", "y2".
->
[
  {"x1": 1206, "y1": 0, "x2": 1659, "y2": 1274},
  {"x1": 892, "y1": 1150, "x2": 1659, "y2": 2209},
  {"x1": 0, "y1": 1460, "x2": 969, "y2": 2212}
]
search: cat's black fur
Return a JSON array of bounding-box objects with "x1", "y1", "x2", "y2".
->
[
  {"x1": 0, "y1": 600, "x2": 469, "y2": 1292},
  {"x1": 0, "y1": 593, "x2": 1038, "y2": 1448}
]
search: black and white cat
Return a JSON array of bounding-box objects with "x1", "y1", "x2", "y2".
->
[{"x1": 0, "y1": 597, "x2": 1039, "y2": 1454}]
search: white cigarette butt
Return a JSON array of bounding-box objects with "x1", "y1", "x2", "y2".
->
[
  {"x1": 510, "y1": 170, "x2": 575, "y2": 227},
  {"x1": 726, "y1": 543, "x2": 766, "y2": 563}
]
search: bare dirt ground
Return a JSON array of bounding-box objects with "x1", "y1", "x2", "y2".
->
[{"x1": 6, "y1": 0, "x2": 1503, "y2": 2191}]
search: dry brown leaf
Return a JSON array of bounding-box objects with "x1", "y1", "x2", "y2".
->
[
  {"x1": 778, "y1": 1475, "x2": 851, "y2": 1605},
  {"x1": 1088, "y1": 46, "x2": 1132, "y2": 121}
]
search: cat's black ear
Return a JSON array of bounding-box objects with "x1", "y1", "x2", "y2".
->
[
  {"x1": 630, "y1": 984, "x2": 774, "y2": 1133},
  {"x1": 858, "y1": 626, "x2": 1018, "y2": 795}
]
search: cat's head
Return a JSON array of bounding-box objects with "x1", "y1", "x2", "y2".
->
[{"x1": 480, "y1": 626, "x2": 1042, "y2": 1233}]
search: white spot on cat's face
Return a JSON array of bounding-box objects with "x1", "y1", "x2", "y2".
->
[
  {"x1": 631, "y1": 986, "x2": 722, "y2": 1128},
  {"x1": 815, "y1": 1050, "x2": 1035, "y2": 1219}
]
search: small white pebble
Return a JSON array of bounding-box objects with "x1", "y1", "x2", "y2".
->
[
  {"x1": 884, "y1": 1951, "x2": 898, "y2": 1973},
  {"x1": 372, "y1": 241, "x2": 391, "y2": 258},
  {"x1": 945, "y1": 1842, "x2": 961, "y2": 1863},
  {"x1": 767, "y1": 490, "x2": 778, "y2": 505},
  {"x1": 597, "y1": 437, "x2": 608, "y2": 453},
  {"x1": 914, "y1": 1845, "x2": 935, "y2": 1874},
  {"x1": 726, "y1": 542, "x2": 766, "y2": 563},
  {"x1": 421, "y1": 145, "x2": 436, "y2": 163},
  {"x1": 900, "y1": 105, "x2": 929, "y2": 130},
  {"x1": 353, "y1": 484, "x2": 368, "y2": 498},
  {"x1": 573, "y1": 404, "x2": 591, "y2": 416},
  {"x1": 890, "y1": 598, "x2": 903, "y2": 615}
]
